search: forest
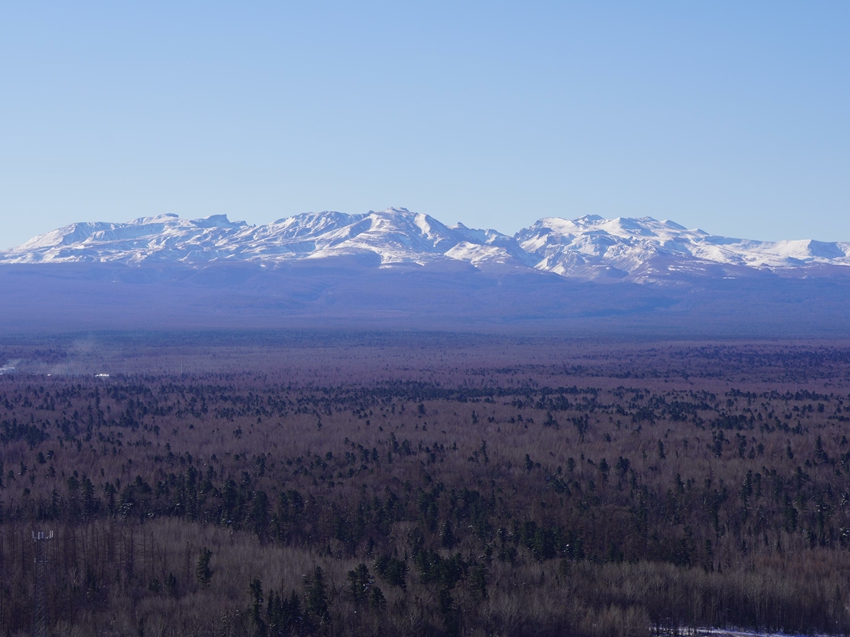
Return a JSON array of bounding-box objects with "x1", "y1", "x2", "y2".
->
[{"x1": 1, "y1": 334, "x2": 850, "y2": 636}]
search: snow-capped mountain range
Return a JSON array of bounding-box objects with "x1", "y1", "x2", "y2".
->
[{"x1": 3, "y1": 208, "x2": 848, "y2": 283}]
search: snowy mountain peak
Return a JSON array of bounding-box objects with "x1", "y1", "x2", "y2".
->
[
  {"x1": 193, "y1": 214, "x2": 246, "y2": 228},
  {"x1": 574, "y1": 214, "x2": 605, "y2": 224},
  {"x1": 2, "y1": 210, "x2": 848, "y2": 282},
  {"x1": 130, "y1": 213, "x2": 180, "y2": 225},
  {"x1": 516, "y1": 214, "x2": 850, "y2": 281}
]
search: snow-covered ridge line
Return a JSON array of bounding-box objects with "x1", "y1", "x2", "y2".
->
[{"x1": 2, "y1": 208, "x2": 848, "y2": 283}]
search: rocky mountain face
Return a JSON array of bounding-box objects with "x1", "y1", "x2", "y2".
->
[{"x1": 3, "y1": 208, "x2": 848, "y2": 283}]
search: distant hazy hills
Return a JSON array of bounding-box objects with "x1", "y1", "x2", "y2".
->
[
  {"x1": 3, "y1": 208, "x2": 849, "y2": 284},
  {"x1": 3, "y1": 209, "x2": 850, "y2": 335}
]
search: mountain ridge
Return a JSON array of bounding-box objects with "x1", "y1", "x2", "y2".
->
[{"x1": 3, "y1": 208, "x2": 849, "y2": 283}]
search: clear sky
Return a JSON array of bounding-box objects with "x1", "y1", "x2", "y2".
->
[{"x1": 1, "y1": 1, "x2": 848, "y2": 249}]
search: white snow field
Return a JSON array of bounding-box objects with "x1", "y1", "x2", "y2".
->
[{"x1": 3, "y1": 208, "x2": 848, "y2": 283}]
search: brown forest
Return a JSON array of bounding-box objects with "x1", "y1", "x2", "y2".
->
[{"x1": 2, "y1": 333, "x2": 850, "y2": 636}]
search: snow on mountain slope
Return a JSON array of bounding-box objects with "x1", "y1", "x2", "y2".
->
[
  {"x1": 233, "y1": 208, "x2": 495, "y2": 264},
  {"x1": 2, "y1": 209, "x2": 849, "y2": 283},
  {"x1": 516, "y1": 215, "x2": 850, "y2": 279},
  {"x1": 303, "y1": 208, "x2": 461, "y2": 263},
  {"x1": 2, "y1": 214, "x2": 250, "y2": 264}
]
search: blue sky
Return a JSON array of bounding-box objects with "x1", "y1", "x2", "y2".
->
[{"x1": 1, "y1": 1, "x2": 848, "y2": 249}]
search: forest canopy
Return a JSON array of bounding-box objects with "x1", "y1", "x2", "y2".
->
[{"x1": 1, "y1": 335, "x2": 850, "y2": 636}]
